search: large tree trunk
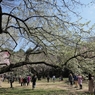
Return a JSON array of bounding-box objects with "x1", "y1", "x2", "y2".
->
[{"x1": 0, "y1": 5, "x2": 2, "y2": 34}]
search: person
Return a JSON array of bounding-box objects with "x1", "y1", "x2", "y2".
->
[
  {"x1": 19, "y1": 75, "x2": 21, "y2": 84},
  {"x1": 78, "y1": 74, "x2": 83, "y2": 89},
  {"x1": 23, "y1": 77, "x2": 27, "y2": 86},
  {"x1": 0, "y1": 75, "x2": 3, "y2": 87},
  {"x1": 52, "y1": 75, "x2": 56, "y2": 82},
  {"x1": 31, "y1": 74, "x2": 37, "y2": 90},
  {"x1": 27, "y1": 75, "x2": 31, "y2": 86},
  {"x1": 73, "y1": 73, "x2": 78, "y2": 88},
  {"x1": 59, "y1": 75, "x2": 63, "y2": 81},
  {"x1": 3, "y1": 74, "x2": 6, "y2": 82},
  {"x1": 47, "y1": 75, "x2": 50, "y2": 82},
  {"x1": 88, "y1": 73, "x2": 94, "y2": 94},
  {"x1": 9, "y1": 74, "x2": 14, "y2": 88},
  {"x1": 20, "y1": 76, "x2": 23, "y2": 86},
  {"x1": 68, "y1": 73, "x2": 73, "y2": 86}
]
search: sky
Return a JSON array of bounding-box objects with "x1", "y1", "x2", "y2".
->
[
  {"x1": 2, "y1": 0, "x2": 95, "y2": 26},
  {"x1": 1, "y1": 0, "x2": 95, "y2": 51},
  {"x1": 14, "y1": 0, "x2": 95, "y2": 51},
  {"x1": 77, "y1": 0, "x2": 95, "y2": 26}
]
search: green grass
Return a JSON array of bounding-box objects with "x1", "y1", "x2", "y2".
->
[
  {"x1": 0, "y1": 87, "x2": 92, "y2": 95},
  {"x1": 0, "y1": 88, "x2": 67, "y2": 95},
  {"x1": 0, "y1": 78, "x2": 93, "y2": 95}
]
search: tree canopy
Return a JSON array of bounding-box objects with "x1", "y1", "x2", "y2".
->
[{"x1": 0, "y1": 0, "x2": 95, "y2": 75}]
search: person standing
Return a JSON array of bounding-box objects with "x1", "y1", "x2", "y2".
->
[
  {"x1": 68, "y1": 73, "x2": 73, "y2": 86},
  {"x1": 73, "y1": 74, "x2": 78, "y2": 88},
  {"x1": 88, "y1": 73, "x2": 94, "y2": 94},
  {"x1": 31, "y1": 74, "x2": 37, "y2": 90},
  {"x1": 9, "y1": 74, "x2": 14, "y2": 88},
  {"x1": 52, "y1": 75, "x2": 56, "y2": 83},
  {"x1": 27, "y1": 75, "x2": 31, "y2": 86},
  {"x1": 0, "y1": 75, "x2": 3, "y2": 87},
  {"x1": 78, "y1": 74, "x2": 83, "y2": 89},
  {"x1": 47, "y1": 75, "x2": 50, "y2": 82},
  {"x1": 20, "y1": 76, "x2": 23, "y2": 86}
]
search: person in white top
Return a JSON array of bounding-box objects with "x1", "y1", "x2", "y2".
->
[{"x1": 52, "y1": 75, "x2": 56, "y2": 82}]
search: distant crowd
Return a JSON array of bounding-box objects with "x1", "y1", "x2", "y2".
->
[
  {"x1": 0, "y1": 73, "x2": 37, "y2": 90},
  {"x1": 0, "y1": 73, "x2": 95, "y2": 94}
]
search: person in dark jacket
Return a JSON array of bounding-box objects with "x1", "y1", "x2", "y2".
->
[
  {"x1": 68, "y1": 73, "x2": 73, "y2": 86},
  {"x1": 88, "y1": 73, "x2": 94, "y2": 93},
  {"x1": 31, "y1": 74, "x2": 37, "y2": 90},
  {"x1": 73, "y1": 74, "x2": 78, "y2": 88},
  {"x1": 47, "y1": 75, "x2": 50, "y2": 82},
  {"x1": 9, "y1": 75, "x2": 14, "y2": 88}
]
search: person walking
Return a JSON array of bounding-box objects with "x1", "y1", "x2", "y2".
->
[
  {"x1": 78, "y1": 74, "x2": 83, "y2": 89},
  {"x1": 73, "y1": 73, "x2": 78, "y2": 88},
  {"x1": 31, "y1": 74, "x2": 37, "y2": 90}
]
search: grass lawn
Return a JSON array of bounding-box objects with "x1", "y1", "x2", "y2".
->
[
  {"x1": 0, "y1": 88, "x2": 68, "y2": 95},
  {"x1": 0, "y1": 78, "x2": 92, "y2": 95}
]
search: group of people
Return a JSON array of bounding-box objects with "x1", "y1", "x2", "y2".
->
[
  {"x1": 68, "y1": 73, "x2": 95, "y2": 94},
  {"x1": 0, "y1": 73, "x2": 37, "y2": 89},
  {"x1": 19, "y1": 74, "x2": 37, "y2": 90},
  {"x1": 0, "y1": 73, "x2": 95, "y2": 93},
  {"x1": 46, "y1": 75, "x2": 56, "y2": 83},
  {"x1": 68, "y1": 73, "x2": 83, "y2": 89},
  {"x1": 47, "y1": 75, "x2": 63, "y2": 83},
  {"x1": 19, "y1": 75, "x2": 31, "y2": 86}
]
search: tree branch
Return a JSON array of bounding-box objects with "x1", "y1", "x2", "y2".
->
[{"x1": 0, "y1": 61, "x2": 60, "y2": 74}]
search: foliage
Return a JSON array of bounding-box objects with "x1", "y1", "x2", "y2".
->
[{"x1": 0, "y1": 0, "x2": 95, "y2": 76}]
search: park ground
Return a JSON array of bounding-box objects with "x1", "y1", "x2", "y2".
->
[{"x1": 0, "y1": 78, "x2": 92, "y2": 95}]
